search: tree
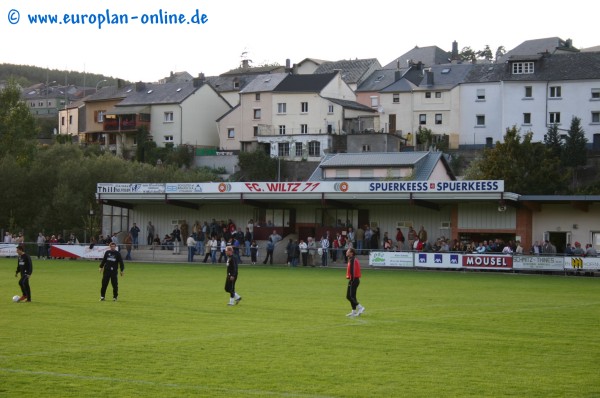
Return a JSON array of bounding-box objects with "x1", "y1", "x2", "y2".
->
[
  {"x1": 543, "y1": 123, "x2": 563, "y2": 159},
  {"x1": 494, "y1": 46, "x2": 506, "y2": 62},
  {"x1": 477, "y1": 45, "x2": 494, "y2": 61},
  {"x1": 562, "y1": 116, "x2": 588, "y2": 189},
  {"x1": 459, "y1": 47, "x2": 477, "y2": 63},
  {"x1": 0, "y1": 79, "x2": 38, "y2": 162},
  {"x1": 234, "y1": 150, "x2": 283, "y2": 181},
  {"x1": 562, "y1": 116, "x2": 587, "y2": 169},
  {"x1": 464, "y1": 125, "x2": 567, "y2": 194}
]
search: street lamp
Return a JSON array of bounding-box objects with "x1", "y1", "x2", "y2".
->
[
  {"x1": 95, "y1": 79, "x2": 108, "y2": 92},
  {"x1": 89, "y1": 209, "x2": 95, "y2": 244}
]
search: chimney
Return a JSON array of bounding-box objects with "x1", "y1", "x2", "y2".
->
[
  {"x1": 451, "y1": 41, "x2": 459, "y2": 60},
  {"x1": 117, "y1": 79, "x2": 124, "y2": 88},
  {"x1": 242, "y1": 59, "x2": 250, "y2": 69},
  {"x1": 135, "y1": 81, "x2": 146, "y2": 92},
  {"x1": 286, "y1": 59, "x2": 291, "y2": 69},
  {"x1": 395, "y1": 70, "x2": 402, "y2": 81},
  {"x1": 193, "y1": 73, "x2": 205, "y2": 88}
]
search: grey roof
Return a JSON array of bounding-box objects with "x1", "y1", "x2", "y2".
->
[
  {"x1": 205, "y1": 75, "x2": 256, "y2": 93},
  {"x1": 84, "y1": 84, "x2": 136, "y2": 102},
  {"x1": 160, "y1": 71, "x2": 194, "y2": 84},
  {"x1": 417, "y1": 63, "x2": 474, "y2": 90},
  {"x1": 273, "y1": 72, "x2": 338, "y2": 92},
  {"x1": 239, "y1": 73, "x2": 289, "y2": 93},
  {"x1": 221, "y1": 64, "x2": 286, "y2": 76},
  {"x1": 322, "y1": 97, "x2": 377, "y2": 113},
  {"x1": 356, "y1": 68, "x2": 408, "y2": 92},
  {"x1": 308, "y1": 151, "x2": 454, "y2": 181},
  {"x1": 113, "y1": 81, "x2": 202, "y2": 106},
  {"x1": 313, "y1": 58, "x2": 381, "y2": 85},
  {"x1": 498, "y1": 37, "x2": 579, "y2": 62},
  {"x1": 383, "y1": 46, "x2": 451, "y2": 69},
  {"x1": 379, "y1": 77, "x2": 419, "y2": 93},
  {"x1": 464, "y1": 52, "x2": 600, "y2": 83}
]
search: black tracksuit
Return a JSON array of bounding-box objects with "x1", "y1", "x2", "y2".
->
[
  {"x1": 224, "y1": 254, "x2": 239, "y2": 298},
  {"x1": 99, "y1": 249, "x2": 125, "y2": 299},
  {"x1": 16, "y1": 252, "x2": 33, "y2": 301}
]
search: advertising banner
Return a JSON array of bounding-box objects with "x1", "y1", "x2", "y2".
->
[
  {"x1": 565, "y1": 256, "x2": 600, "y2": 271},
  {"x1": 462, "y1": 254, "x2": 513, "y2": 270},
  {"x1": 49, "y1": 245, "x2": 112, "y2": 259},
  {"x1": 0, "y1": 244, "x2": 18, "y2": 257},
  {"x1": 512, "y1": 256, "x2": 565, "y2": 271},
  {"x1": 369, "y1": 251, "x2": 414, "y2": 268},
  {"x1": 415, "y1": 252, "x2": 461, "y2": 268}
]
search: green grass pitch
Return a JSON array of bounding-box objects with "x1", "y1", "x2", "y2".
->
[{"x1": 1, "y1": 258, "x2": 599, "y2": 397}]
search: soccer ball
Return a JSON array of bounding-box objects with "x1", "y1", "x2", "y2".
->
[{"x1": 12, "y1": 295, "x2": 20, "y2": 303}]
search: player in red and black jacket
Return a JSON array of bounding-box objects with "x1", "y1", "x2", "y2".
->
[
  {"x1": 345, "y1": 247, "x2": 365, "y2": 317},
  {"x1": 99, "y1": 242, "x2": 125, "y2": 301},
  {"x1": 15, "y1": 245, "x2": 33, "y2": 302}
]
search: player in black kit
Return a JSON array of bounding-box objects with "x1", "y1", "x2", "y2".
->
[
  {"x1": 99, "y1": 242, "x2": 125, "y2": 301},
  {"x1": 15, "y1": 245, "x2": 33, "y2": 302},
  {"x1": 224, "y1": 246, "x2": 242, "y2": 306}
]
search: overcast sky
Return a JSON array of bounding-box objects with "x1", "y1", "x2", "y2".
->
[{"x1": 2, "y1": 0, "x2": 597, "y2": 83}]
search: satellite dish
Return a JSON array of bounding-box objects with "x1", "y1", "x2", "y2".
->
[{"x1": 377, "y1": 105, "x2": 384, "y2": 113}]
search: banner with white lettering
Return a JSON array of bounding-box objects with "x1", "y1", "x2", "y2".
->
[
  {"x1": 0, "y1": 244, "x2": 17, "y2": 257},
  {"x1": 49, "y1": 244, "x2": 112, "y2": 259},
  {"x1": 461, "y1": 254, "x2": 513, "y2": 270}
]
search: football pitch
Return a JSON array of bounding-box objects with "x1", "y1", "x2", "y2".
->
[{"x1": 1, "y1": 259, "x2": 598, "y2": 397}]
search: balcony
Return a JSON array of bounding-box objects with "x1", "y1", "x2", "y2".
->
[{"x1": 104, "y1": 106, "x2": 151, "y2": 132}]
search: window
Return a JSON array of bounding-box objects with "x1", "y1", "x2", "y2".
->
[
  {"x1": 476, "y1": 115, "x2": 486, "y2": 126},
  {"x1": 335, "y1": 169, "x2": 349, "y2": 178},
  {"x1": 592, "y1": 112, "x2": 600, "y2": 124},
  {"x1": 435, "y1": 92, "x2": 441, "y2": 98},
  {"x1": 96, "y1": 110, "x2": 105, "y2": 123},
  {"x1": 370, "y1": 96, "x2": 378, "y2": 107},
  {"x1": 278, "y1": 125, "x2": 286, "y2": 135},
  {"x1": 300, "y1": 124, "x2": 308, "y2": 134},
  {"x1": 524, "y1": 86, "x2": 533, "y2": 98},
  {"x1": 476, "y1": 89, "x2": 485, "y2": 101},
  {"x1": 278, "y1": 142, "x2": 289, "y2": 157},
  {"x1": 393, "y1": 93, "x2": 399, "y2": 103},
  {"x1": 523, "y1": 113, "x2": 531, "y2": 124},
  {"x1": 253, "y1": 109, "x2": 261, "y2": 119},
  {"x1": 549, "y1": 112, "x2": 561, "y2": 124},
  {"x1": 301, "y1": 102, "x2": 308, "y2": 113},
  {"x1": 419, "y1": 114, "x2": 426, "y2": 125},
  {"x1": 30, "y1": 102, "x2": 35, "y2": 107},
  {"x1": 328, "y1": 104, "x2": 334, "y2": 113},
  {"x1": 295, "y1": 142, "x2": 303, "y2": 157},
  {"x1": 512, "y1": 62, "x2": 534, "y2": 74},
  {"x1": 277, "y1": 103, "x2": 286, "y2": 114},
  {"x1": 425, "y1": 92, "x2": 431, "y2": 99},
  {"x1": 164, "y1": 135, "x2": 174, "y2": 142},
  {"x1": 61, "y1": 116, "x2": 65, "y2": 126},
  {"x1": 69, "y1": 115, "x2": 73, "y2": 124},
  {"x1": 227, "y1": 128, "x2": 235, "y2": 139},
  {"x1": 362, "y1": 144, "x2": 371, "y2": 152},
  {"x1": 592, "y1": 89, "x2": 600, "y2": 99},
  {"x1": 435, "y1": 114, "x2": 442, "y2": 125},
  {"x1": 255, "y1": 93, "x2": 260, "y2": 101},
  {"x1": 233, "y1": 79, "x2": 240, "y2": 89},
  {"x1": 253, "y1": 126, "x2": 258, "y2": 137},
  {"x1": 549, "y1": 86, "x2": 562, "y2": 98},
  {"x1": 308, "y1": 141, "x2": 320, "y2": 157},
  {"x1": 39, "y1": 101, "x2": 44, "y2": 106},
  {"x1": 164, "y1": 112, "x2": 174, "y2": 122}
]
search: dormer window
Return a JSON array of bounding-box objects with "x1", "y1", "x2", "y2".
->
[{"x1": 512, "y1": 62, "x2": 534, "y2": 74}]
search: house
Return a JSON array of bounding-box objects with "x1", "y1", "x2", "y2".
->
[
  {"x1": 217, "y1": 71, "x2": 377, "y2": 160},
  {"x1": 460, "y1": 51, "x2": 600, "y2": 147},
  {"x1": 312, "y1": 58, "x2": 381, "y2": 91},
  {"x1": 383, "y1": 45, "x2": 451, "y2": 69},
  {"x1": 207, "y1": 60, "x2": 287, "y2": 106},
  {"x1": 497, "y1": 37, "x2": 579, "y2": 63},
  {"x1": 80, "y1": 81, "x2": 135, "y2": 148},
  {"x1": 292, "y1": 58, "x2": 329, "y2": 74},
  {"x1": 57, "y1": 99, "x2": 85, "y2": 136},
  {"x1": 104, "y1": 77, "x2": 231, "y2": 153},
  {"x1": 307, "y1": 151, "x2": 455, "y2": 181}
]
